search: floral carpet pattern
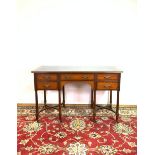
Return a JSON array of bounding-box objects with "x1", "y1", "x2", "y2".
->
[{"x1": 17, "y1": 105, "x2": 137, "y2": 155}]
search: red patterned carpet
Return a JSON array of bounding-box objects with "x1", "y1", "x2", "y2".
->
[{"x1": 17, "y1": 105, "x2": 137, "y2": 155}]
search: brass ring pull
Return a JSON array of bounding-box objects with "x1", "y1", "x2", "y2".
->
[
  {"x1": 64, "y1": 75, "x2": 70, "y2": 80},
  {"x1": 45, "y1": 75, "x2": 50, "y2": 80},
  {"x1": 44, "y1": 84, "x2": 50, "y2": 88},
  {"x1": 104, "y1": 75, "x2": 111, "y2": 79},
  {"x1": 82, "y1": 75, "x2": 88, "y2": 79},
  {"x1": 104, "y1": 84, "x2": 111, "y2": 88}
]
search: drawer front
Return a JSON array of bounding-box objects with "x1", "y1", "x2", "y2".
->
[
  {"x1": 36, "y1": 82, "x2": 58, "y2": 90},
  {"x1": 97, "y1": 82, "x2": 118, "y2": 90},
  {"x1": 61, "y1": 74, "x2": 94, "y2": 81},
  {"x1": 97, "y1": 73, "x2": 119, "y2": 81},
  {"x1": 36, "y1": 74, "x2": 57, "y2": 81}
]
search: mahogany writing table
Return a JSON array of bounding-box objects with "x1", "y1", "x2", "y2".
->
[{"x1": 31, "y1": 66, "x2": 123, "y2": 122}]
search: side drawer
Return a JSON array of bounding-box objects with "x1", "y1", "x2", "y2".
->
[
  {"x1": 97, "y1": 73, "x2": 119, "y2": 81},
  {"x1": 61, "y1": 74, "x2": 94, "y2": 81},
  {"x1": 36, "y1": 82, "x2": 58, "y2": 90},
  {"x1": 36, "y1": 73, "x2": 57, "y2": 81},
  {"x1": 97, "y1": 82, "x2": 118, "y2": 90}
]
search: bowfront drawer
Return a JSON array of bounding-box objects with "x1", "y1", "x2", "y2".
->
[
  {"x1": 36, "y1": 74, "x2": 57, "y2": 81},
  {"x1": 97, "y1": 73, "x2": 119, "y2": 81},
  {"x1": 97, "y1": 82, "x2": 118, "y2": 90},
  {"x1": 36, "y1": 82, "x2": 58, "y2": 90},
  {"x1": 61, "y1": 74, "x2": 94, "y2": 81}
]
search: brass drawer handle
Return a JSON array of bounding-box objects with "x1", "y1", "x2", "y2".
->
[
  {"x1": 45, "y1": 75, "x2": 51, "y2": 80},
  {"x1": 64, "y1": 75, "x2": 70, "y2": 80},
  {"x1": 82, "y1": 75, "x2": 88, "y2": 79},
  {"x1": 44, "y1": 83, "x2": 50, "y2": 88},
  {"x1": 103, "y1": 84, "x2": 111, "y2": 88},
  {"x1": 104, "y1": 75, "x2": 111, "y2": 79}
]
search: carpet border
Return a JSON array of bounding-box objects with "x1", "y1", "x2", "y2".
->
[{"x1": 17, "y1": 103, "x2": 137, "y2": 108}]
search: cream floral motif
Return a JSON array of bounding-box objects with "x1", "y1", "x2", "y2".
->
[
  {"x1": 38, "y1": 137, "x2": 44, "y2": 142},
  {"x1": 99, "y1": 145, "x2": 117, "y2": 155},
  {"x1": 113, "y1": 123, "x2": 134, "y2": 135},
  {"x1": 96, "y1": 119, "x2": 103, "y2": 124},
  {"x1": 38, "y1": 144, "x2": 56, "y2": 154},
  {"x1": 122, "y1": 148, "x2": 132, "y2": 153},
  {"x1": 121, "y1": 116, "x2": 131, "y2": 122},
  {"x1": 25, "y1": 115, "x2": 35, "y2": 121},
  {"x1": 120, "y1": 109, "x2": 137, "y2": 116},
  {"x1": 89, "y1": 132, "x2": 101, "y2": 139},
  {"x1": 23, "y1": 121, "x2": 42, "y2": 133},
  {"x1": 19, "y1": 139, "x2": 29, "y2": 145},
  {"x1": 128, "y1": 142, "x2": 137, "y2": 147},
  {"x1": 55, "y1": 132, "x2": 67, "y2": 138},
  {"x1": 67, "y1": 142, "x2": 88, "y2": 155},
  {"x1": 25, "y1": 146, "x2": 33, "y2": 151},
  {"x1": 101, "y1": 116, "x2": 108, "y2": 120},
  {"x1": 70, "y1": 118, "x2": 86, "y2": 131},
  {"x1": 74, "y1": 136, "x2": 82, "y2": 140}
]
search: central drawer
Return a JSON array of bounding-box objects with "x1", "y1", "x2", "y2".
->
[{"x1": 61, "y1": 74, "x2": 94, "y2": 81}]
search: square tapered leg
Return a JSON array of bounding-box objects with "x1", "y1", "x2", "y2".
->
[{"x1": 58, "y1": 89, "x2": 62, "y2": 122}]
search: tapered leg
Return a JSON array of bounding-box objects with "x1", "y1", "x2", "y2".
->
[
  {"x1": 44, "y1": 90, "x2": 47, "y2": 106},
  {"x1": 93, "y1": 89, "x2": 96, "y2": 122},
  {"x1": 91, "y1": 89, "x2": 93, "y2": 108},
  {"x1": 116, "y1": 90, "x2": 120, "y2": 122},
  {"x1": 62, "y1": 86, "x2": 65, "y2": 107},
  {"x1": 110, "y1": 90, "x2": 112, "y2": 108},
  {"x1": 58, "y1": 89, "x2": 62, "y2": 122},
  {"x1": 35, "y1": 90, "x2": 39, "y2": 122}
]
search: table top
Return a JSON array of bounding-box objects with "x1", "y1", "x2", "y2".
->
[{"x1": 32, "y1": 66, "x2": 123, "y2": 73}]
